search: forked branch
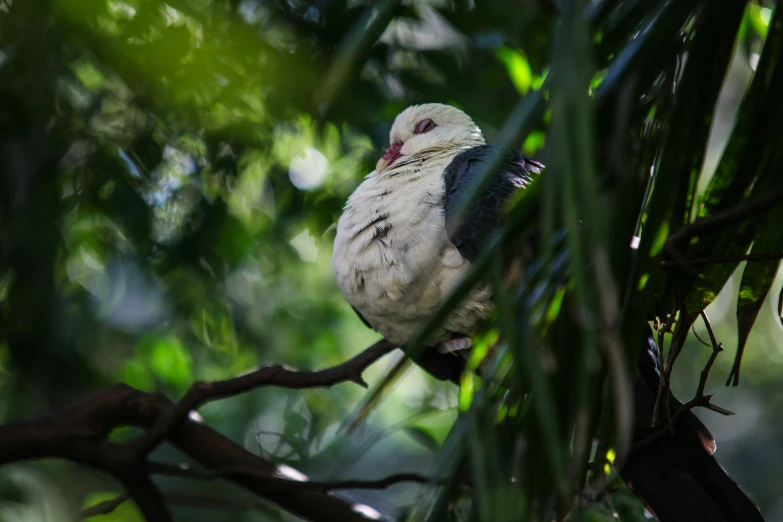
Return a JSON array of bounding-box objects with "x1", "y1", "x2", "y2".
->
[
  {"x1": 129, "y1": 339, "x2": 396, "y2": 459},
  {"x1": 0, "y1": 340, "x2": 400, "y2": 522},
  {"x1": 633, "y1": 311, "x2": 733, "y2": 453}
]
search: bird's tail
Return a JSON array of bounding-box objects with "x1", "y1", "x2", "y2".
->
[
  {"x1": 620, "y1": 330, "x2": 764, "y2": 522},
  {"x1": 408, "y1": 328, "x2": 764, "y2": 522},
  {"x1": 621, "y1": 414, "x2": 763, "y2": 522}
]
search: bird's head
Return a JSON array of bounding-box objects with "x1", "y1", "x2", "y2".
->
[{"x1": 376, "y1": 103, "x2": 486, "y2": 173}]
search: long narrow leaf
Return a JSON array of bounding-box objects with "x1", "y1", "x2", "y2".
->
[
  {"x1": 551, "y1": 0, "x2": 629, "y2": 489},
  {"x1": 683, "y1": 5, "x2": 783, "y2": 317},
  {"x1": 732, "y1": 206, "x2": 783, "y2": 385},
  {"x1": 626, "y1": 1, "x2": 745, "y2": 340}
]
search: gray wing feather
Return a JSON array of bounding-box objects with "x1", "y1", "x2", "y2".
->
[{"x1": 443, "y1": 145, "x2": 543, "y2": 261}]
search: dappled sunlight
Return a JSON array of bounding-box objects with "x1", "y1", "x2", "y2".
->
[{"x1": 290, "y1": 147, "x2": 330, "y2": 190}]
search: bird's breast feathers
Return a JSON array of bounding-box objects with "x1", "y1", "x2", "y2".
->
[{"x1": 332, "y1": 153, "x2": 492, "y2": 345}]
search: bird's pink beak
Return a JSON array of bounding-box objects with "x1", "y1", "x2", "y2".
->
[{"x1": 376, "y1": 141, "x2": 403, "y2": 172}]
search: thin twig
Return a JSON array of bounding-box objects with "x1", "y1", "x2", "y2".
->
[
  {"x1": 664, "y1": 309, "x2": 698, "y2": 431},
  {"x1": 695, "y1": 312, "x2": 722, "y2": 395},
  {"x1": 129, "y1": 339, "x2": 396, "y2": 460},
  {"x1": 662, "y1": 243, "x2": 701, "y2": 278},
  {"x1": 650, "y1": 310, "x2": 675, "y2": 428},
  {"x1": 148, "y1": 462, "x2": 431, "y2": 492},
  {"x1": 119, "y1": 473, "x2": 173, "y2": 522},
  {"x1": 666, "y1": 185, "x2": 783, "y2": 247},
  {"x1": 632, "y1": 311, "x2": 733, "y2": 453},
  {"x1": 691, "y1": 324, "x2": 711, "y2": 347},
  {"x1": 661, "y1": 252, "x2": 783, "y2": 266}
]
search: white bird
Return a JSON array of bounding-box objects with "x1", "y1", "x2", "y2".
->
[
  {"x1": 333, "y1": 103, "x2": 541, "y2": 380},
  {"x1": 332, "y1": 103, "x2": 764, "y2": 522}
]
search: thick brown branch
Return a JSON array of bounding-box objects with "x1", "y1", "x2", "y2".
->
[
  {"x1": 0, "y1": 385, "x2": 384, "y2": 521},
  {"x1": 119, "y1": 473, "x2": 172, "y2": 522},
  {"x1": 0, "y1": 342, "x2": 400, "y2": 522},
  {"x1": 130, "y1": 339, "x2": 396, "y2": 459}
]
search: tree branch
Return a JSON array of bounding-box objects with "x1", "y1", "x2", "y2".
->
[
  {"x1": 0, "y1": 339, "x2": 401, "y2": 522},
  {"x1": 119, "y1": 473, "x2": 173, "y2": 522},
  {"x1": 660, "y1": 252, "x2": 783, "y2": 266},
  {"x1": 129, "y1": 339, "x2": 396, "y2": 459},
  {"x1": 666, "y1": 185, "x2": 783, "y2": 247},
  {"x1": 650, "y1": 309, "x2": 675, "y2": 429},
  {"x1": 147, "y1": 461, "x2": 431, "y2": 492},
  {"x1": 632, "y1": 311, "x2": 733, "y2": 453}
]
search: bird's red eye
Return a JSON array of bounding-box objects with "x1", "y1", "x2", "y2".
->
[{"x1": 414, "y1": 119, "x2": 437, "y2": 135}]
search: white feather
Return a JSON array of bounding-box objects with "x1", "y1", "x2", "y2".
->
[{"x1": 332, "y1": 104, "x2": 493, "y2": 345}]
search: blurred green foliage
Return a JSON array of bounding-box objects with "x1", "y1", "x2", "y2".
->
[{"x1": 0, "y1": 0, "x2": 782, "y2": 521}]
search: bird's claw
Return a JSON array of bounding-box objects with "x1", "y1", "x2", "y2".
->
[{"x1": 437, "y1": 337, "x2": 472, "y2": 355}]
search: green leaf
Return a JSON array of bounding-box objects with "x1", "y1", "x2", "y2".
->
[
  {"x1": 649, "y1": 222, "x2": 669, "y2": 258},
  {"x1": 82, "y1": 492, "x2": 144, "y2": 521},
  {"x1": 594, "y1": 0, "x2": 697, "y2": 107},
  {"x1": 614, "y1": 0, "x2": 744, "y2": 320},
  {"x1": 496, "y1": 47, "x2": 533, "y2": 95},
  {"x1": 316, "y1": 0, "x2": 401, "y2": 113},
  {"x1": 731, "y1": 204, "x2": 783, "y2": 387},
  {"x1": 614, "y1": 1, "x2": 702, "y2": 332},
  {"x1": 522, "y1": 130, "x2": 546, "y2": 155},
  {"x1": 748, "y1": 3, "x2": 773, "y2": 39},
  {"x1": 72, "y1": 61, "x2": 106, "y2": 92},
  {"x1": 140, "y1": 335, "x2": 193, "y2": 391},
  {"x1": 458, "y1": 372, "x2": 475, "y2": 411},
  {"x1": 417, "y1": 421, "x2": 468, "y2": 522},
  {"x1": 697, "y1": 6, "x2": 783, "y2": 218},
  {"x1": 108, "y1": 426, "x2": 136, "y2": 444},
  {"x1": 684, "y1": 5, "x2": 783, "y2": 315},
  {"x1": 284, "y1": 409, "x2": 309, "y2": 434},
  {"x1": 404, "y1": 426, "x2": 440, "y2": 453},
  {"x1": 667, "y1": 4, "x2": 746, "y2": 229},
  {"x1": 467, "y1": 407, "x2": 501, "y2": 520},
  {"x1": 117, "y1": 358, "x2": 155, "y2": 392}
]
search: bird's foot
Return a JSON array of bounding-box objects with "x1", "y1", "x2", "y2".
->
[{"x1": 437, "y1": 337, "x2": 472, "y2": 355}]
